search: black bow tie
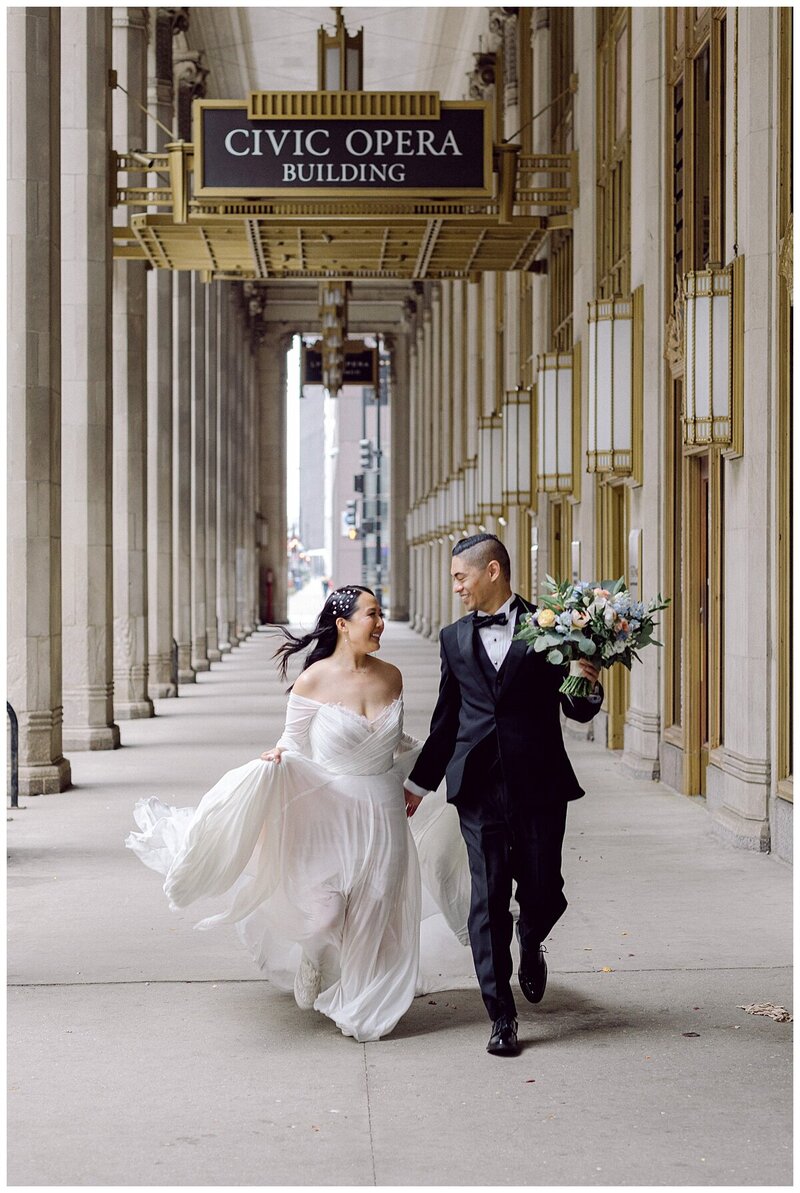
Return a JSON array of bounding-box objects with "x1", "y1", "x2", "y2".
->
[{"x1": 473, "y1": 611, "x2": 509, "y2": 630}]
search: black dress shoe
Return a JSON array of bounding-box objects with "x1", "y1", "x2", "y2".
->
[
  {"x1": 519, "y1": 943, "x2": 547, "y2": 1004},
  {"x1": 487, "y1": 1016, "x2": 519, "y2": 1056}
]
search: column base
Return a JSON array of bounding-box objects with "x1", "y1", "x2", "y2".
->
[
  {"x1": 149, "y1": 682, "x2": 177, "y2": 699},
  {"x1": 218, "y1": 641, "x2": 232, "y2": 654},
  {"x1": 709, "y1": 804, "x2": 771, "y2": 852},
  {"x1": 18, "y1": 757, "x2": 72, "y2": 796},
  {"x1": 192, "y1": 658, "x2": 211, "y2": 673},
  {"x1": 178, "y1": 669, "x2": 197, "y2": 684},
  {"x1": 115, "y1": 699, "x2": 155, "y2": 720},
  {"x1": 207, "y1": 648, "x2": 222, "y2": 663},
  {"x1": 62, "y1": 724, "x2": 121, "y2": 751},
  {"x1": 620, "y1": 749, "x2": 661, "y2": 780}
]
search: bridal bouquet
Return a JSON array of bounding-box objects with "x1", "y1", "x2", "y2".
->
[{"x1": 515, "y1": 576, "x2": 670, "y2": 699}]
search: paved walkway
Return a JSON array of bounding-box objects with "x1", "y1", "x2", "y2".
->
[{"x1": 7, "y1": 615, "x2": 792, "y2": 1187}]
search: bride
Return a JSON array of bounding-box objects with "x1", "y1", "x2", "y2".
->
[{"x1": 126, "y1": 585, "x2": 473, "y2": 1043}]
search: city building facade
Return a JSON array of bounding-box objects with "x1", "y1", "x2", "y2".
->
[{"x1": 7, "y1": 6, "x2": 793, "y2": 860}]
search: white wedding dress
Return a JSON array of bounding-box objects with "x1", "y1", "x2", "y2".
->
[{"x1": 126, "y1": 693, "x2": 474, "y2": 1042}]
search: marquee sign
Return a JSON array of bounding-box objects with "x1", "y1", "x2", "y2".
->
[
  {"x1": 302, "y1": 343, "x2": 377, "y2": 387},
  {"x1": 194, "y1": 99, "x2": 492, "y2": 198}
]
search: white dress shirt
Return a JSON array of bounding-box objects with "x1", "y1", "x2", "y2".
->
[{"x1": 475, "y1": 593, "x2": 518, "y2": 671}]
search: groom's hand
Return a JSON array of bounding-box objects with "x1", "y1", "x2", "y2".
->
[{"x1": 404, "y1": 788, "x2": 423, "y2": 818}]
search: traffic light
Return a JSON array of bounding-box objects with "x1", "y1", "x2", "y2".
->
[
  {"x1": 342, "y1": 499, "x2": 359, "y2": 540},
  {"x1": 359, "y1": 438, "x2": 372, "y2": 470}
]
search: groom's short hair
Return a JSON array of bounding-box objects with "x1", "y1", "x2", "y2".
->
[{"x1": 452, "y1": 533, "x2": 511, "y2": 582}]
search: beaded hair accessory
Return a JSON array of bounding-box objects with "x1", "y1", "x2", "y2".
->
[{"x1": 329, "y1": 587, "x2": 361, "y2": 616}]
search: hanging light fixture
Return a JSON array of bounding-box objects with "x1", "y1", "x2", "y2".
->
[
  {"x1": 501, "y1": 385, "x2": 533, "y2": 505},
  {"x1": 318, "y1": 278, "x2": 349, "y2": 396},
  {"x1": 478, "y1": 414, "x2": 503, "y2": 517},
  {"x1": 537, "y1": 351, "x2": 574, "y2": 492},
  {"x1": 587, "y1": 297, "x2": 633, "y2": 474},
  {"x1": 318, "y1": 7, "x2": 363, "y2": 92},
  {"x1": 683, "y1": 265, "x2": 733, "y2": 446}
]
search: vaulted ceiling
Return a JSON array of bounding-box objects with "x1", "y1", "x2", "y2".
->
[{"x1": 188, "y1": 6, "x2": 490, "y2": 103}]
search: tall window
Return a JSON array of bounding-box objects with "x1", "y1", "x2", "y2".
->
[{"x1": 596, "y1": 8, "x2": 631, "y2": 298}]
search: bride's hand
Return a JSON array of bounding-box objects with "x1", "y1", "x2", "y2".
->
[{"x1": 260, "y1": 747, "x2": 283, "y2": 763}]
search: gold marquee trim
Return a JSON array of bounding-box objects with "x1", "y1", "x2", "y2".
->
[{"x1": 248, "y1": 91, "x2": 441, "y2": 120}]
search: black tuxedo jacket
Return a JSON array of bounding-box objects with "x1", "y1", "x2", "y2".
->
[{"x1": 408, "y1": 595, "x2": 603, "y2": 806}]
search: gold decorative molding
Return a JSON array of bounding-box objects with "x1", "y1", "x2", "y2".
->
[
  {"x1": 779, "y1": 212, "x2": 793, "y2": 303},
  {"x1": 248, "y1": 91, "x2": 441, "y2": 121},
  {"x1": 664, "y1": 294, "x2": 684, "y2": 379}
]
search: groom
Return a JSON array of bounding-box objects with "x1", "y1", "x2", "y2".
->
[{"x1": 404, "y1": 534, "x2": 602, "y2": 1056}]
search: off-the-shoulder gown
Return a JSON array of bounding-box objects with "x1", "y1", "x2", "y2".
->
[{"x1": 126, "y1": 693, "x2": 473, "y2": 1043}]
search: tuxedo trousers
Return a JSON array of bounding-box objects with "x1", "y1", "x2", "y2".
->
[{"x1": 456, "y1": 756, "x2": 568, "y2": 1021}]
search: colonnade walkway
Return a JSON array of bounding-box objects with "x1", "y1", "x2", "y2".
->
[{"x1": 7, "y1": 606, "x2": 792, "y2": 1187}]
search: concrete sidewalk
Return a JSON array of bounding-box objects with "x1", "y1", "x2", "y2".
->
[{"x1": 7, "y1": 622, "x2": 792, "y2": 1187}]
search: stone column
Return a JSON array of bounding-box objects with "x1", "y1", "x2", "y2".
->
[
  {"x1": 146, "y1": 8, "x2": 178, "y2": 699},
  {"x1": 704, "y1": 7, "x2": 776, "y2": 849},
  {"x1": 243, "y1": 337, "x2": 257, "y2": 634},
  {"x1": 205, "y1": 283, "x2": 221, "y2": 660},
  {"x1": 257, "y1": 326, "x2": 290, "y2": 625},
  {"x1": 621, "y1": 6, "x2": 665, "y2": 780},
  {"x1": 465, "y1": 279, "x2": 481, "y2": 532},
  {"x1": 421, "y1": 306, "x2": 433, "y2": 496},
  {"x1": 227, "y1": 293, "x2": 242, "y2": 645},
  {"x1": 111, "y1": 7, "x2": 153, "y2": 720},
  {"x1": 173, "y1": 272, "x2": 194, "y2": 681},
  {"x1": 61, "y1": 7, "x2": 120, "y2": 750},
  {"x1": 215, "y1": 285, "x2": 232, "y2": 651},
  {"x1": 233, "y1": 309, "x2": 246, "y2": 639},
  {"x1": 190, "y1": 273, "x2": 209, "y2": 671},
  {"x1": 451, "y1": 282, "x2": 465, "y2": 473},
  {"x1": 388, "y1": 332, "x2": 410, "y2": 620},
  {"x1": 8, "y1": 7, "x2": 71, "y2": 792}
]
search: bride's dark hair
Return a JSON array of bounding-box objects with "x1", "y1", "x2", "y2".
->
[{"x1": 273, "y1": 585, "x2": 375, "y2": 684}]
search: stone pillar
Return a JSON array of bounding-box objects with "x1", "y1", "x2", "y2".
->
[
  {"x1": 173, "y1": 272, "x2": 194, "y2": 682},
  {"x1": 233, "y1": 309, "x2": 246, "y2": 639},
  {"x1": 422, "y1": 306, "x2": 433, "y2": 496},
  {"x1": 111, "y1": 7, "x2": 153, "y2": 720},
  {"x1": 451, "y1": 281, "x2": 465, "y2": 473},
  {"x1": 704, "y1": 7, "x2": 776, "y2": 849},
  {"x1": 8, "y1": 7, "x2": 72, "y2": 793},
  {"x1": 388, "y1": 331, "x2": 410, "y2": 620},
  {"x1": 227, "y1": 293, "x2": 242, "y2": 645},
  {"x1": 215, "y1": 285, "x2": 232, "y2": 651},
  {"x1": 146, "y1": 8, "x2": 178, "y2": 699},
  {"x1": 190, "y1": 273, "x2": 209, "y2": 671},
  {"x1": 61, "y1": 7, "x2": 120, "y2": 750},
  {"x1": 205, "y1": 283, "x2": 221, "y2": 660},
  {"x1": 243, "y1": 338, "x2": 257, "y2": 634},
  {"x1": 257, "y1": 326, "x2": 290, "y2": 625},
  {"x1": 465, "y1": 279, "x2": 481, "y2": 532},
  {"x1": 621, "y1": 6, "x2": 665, "y2": 779}
]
